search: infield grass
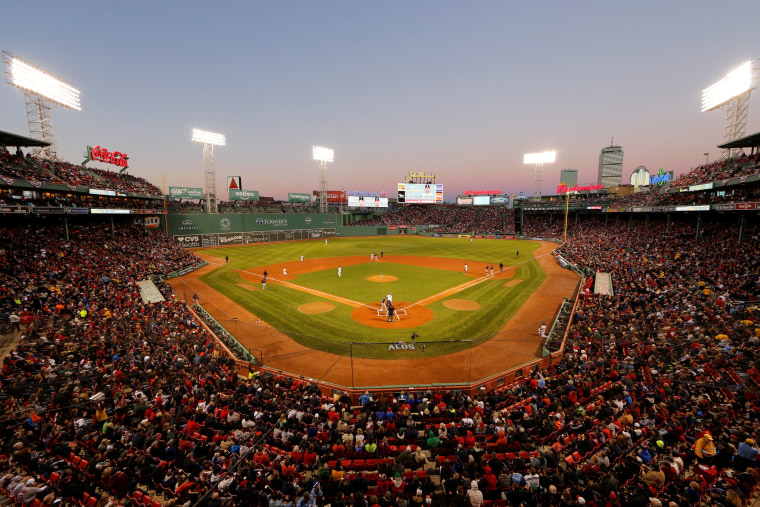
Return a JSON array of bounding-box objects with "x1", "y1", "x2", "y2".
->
[{"x1": 198, "y1": 236, "x2": 549, "y2": 358}]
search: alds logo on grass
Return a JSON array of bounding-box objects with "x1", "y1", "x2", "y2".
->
[{"x1": 388, "y1": 342, "x2": 415, "y2": 351}]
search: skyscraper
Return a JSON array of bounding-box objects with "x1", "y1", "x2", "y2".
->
[
  {"x1": 560, "y1": 169, "x2": 578, "y2": 187},
  {"x1": 597, "y1": 145, "x2": 624, "y2": 187}
]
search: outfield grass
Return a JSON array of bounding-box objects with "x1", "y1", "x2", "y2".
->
[
  {"x1": 198, "y1": 236, "x2": 547, "y2": 358},
  {"x1": 294, "y1": 262, "x2": 470, "y2": 304},
  {"x1": 208, "y1": 236, "x2": 536, "y2": 267}
]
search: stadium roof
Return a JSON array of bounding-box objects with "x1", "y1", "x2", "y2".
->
[
  {"x1": 0, "y1": 130, "x2": 51, "y2": 148},
  {"x1": 718, "y1": 131, "x2": 760, "y2": 150}
]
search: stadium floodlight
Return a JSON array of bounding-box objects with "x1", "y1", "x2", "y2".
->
[
  {"x1": 313, "y1": 145, "x2": 334, "y2": 213},
  {"x1": 6, "y1": 56, "x2": 81, "y2": 110},
  {"x1": 313, "y1": 146, "x2": 334, "y2": 163},
  {"x1": 701, "y1": 61, "x2": 757, "y2": 112},
  {"x1": 2, "y1": 51, "x2": 81, "y2": 159},
  {"x1": 192, "y1": 128, "x2": 226, "y2": 146},
  {"x1": 523, "y1": 151, "x2": 556, "y2": 165},
  {"x1": 192, "y1": 128, "x2": 226, "y2": 214},
  {"x1": 701, "y1": 59, "x2": 760, "y2": 158},
  {"x1": 523, "y1": 151, "x2": 557, "y2": 201}
]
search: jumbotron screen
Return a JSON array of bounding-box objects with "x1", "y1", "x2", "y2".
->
[
  {"x1": 348, "y1": 195, "x2": 389, "y2": 208},
  {"x1": 397, "y1": 183, "x2": 443, "y2": 204}
]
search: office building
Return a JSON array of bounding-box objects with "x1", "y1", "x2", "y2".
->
[
  {"x1": 597, "y1": 145, "x2": 624, "y2": 187},
  {"x1": 560, "y1": 169, "x2": 578, "y2": 187}
]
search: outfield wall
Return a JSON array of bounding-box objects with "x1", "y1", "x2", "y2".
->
[
  {"x1": 168, "y1": 213, "x2": 340, "y2": 247},
  {"x1": 167, "y1": 213, "x2": 421, "y2": 247}
]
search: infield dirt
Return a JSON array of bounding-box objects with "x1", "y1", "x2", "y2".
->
[{"x1": 170, "y1": 241, "x2": 577, "y2": 387}]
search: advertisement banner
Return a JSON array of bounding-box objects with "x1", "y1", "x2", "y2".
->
[
  {"x1": 735, "y1": 202, "x2": 757, "y2": 210},
  {"x1": 218, "y1": 233, "x2": 244, "y2": 246},
  {"x1": 169, "y1": 186, "x2": 204, "y2": 199},
  {"x1": 83, "y1": 145, "x2": 129, "y2": 169},
  {"x1": 174, "y1": 235, "x2": 202, "y2": 248},
  {"x1": 676, "y1": 205, "x2": 710, "y2": 212},
  {"x1": 227, "y1": 176, "x2": 242, "y2": 191},
  {"x1": 0, "y1": 206, "x2": 30, "y2": 214},
  {"x1": 229, "y1": 189, "x2": 260, "y2": 201},
  {"x1": 348, "y1": 195, "x2": 389, "y2": 208},
  {"x1": 167, "y1": 213, "x2": 338, "y2": 236},
  {"x1": 288, "y1": 193, "x2": 312, "y2": 203},
  {"x1": 473, "y1": 195, "x2": 490, "y2": 206},
  {"x1": 456, "y1": 196, "x2": 473, "y2": 205},
  {"x1": 32, "y1": 207, "x2": 65, "y2": 215},
  {"x1": 313, "y1": 190, "x2": 347, "y2": 204},
  {"x1": 464, "y1": 190, "x2": 501, "y2": 196},
  {"x1": 389, "y1": 225, "x2": 396, "y2": 231},
  {"x1": 688, "y1": 182, "x2": 714, "y2": 192},
  {"x1": 397, "y1": 183, "x2": 443, "y2": 204}
]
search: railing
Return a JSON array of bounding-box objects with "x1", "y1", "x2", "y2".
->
[{"x1": 192, "y1": 304, "x2": 261, "y2": 365}]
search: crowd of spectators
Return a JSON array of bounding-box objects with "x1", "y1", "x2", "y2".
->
[
  {"x1": 604, "y1": 188, "x2": 759, "y2": 209},
  {"x1": 165, "y1": 202, "x2": 323, "y2": 215},
  {"x1": 671, "y1": 153, "x2": 760, "y2": 189},
  {"x1": 0, "y1": 192, "x2": 165, "y2": 211},
  {"x1": 352, "y1": 206, "x2": 515, "y2": 235},
  {"x1": 0, "y1": 210, "x2": 759, "y2": 507},
  {"x1": 0, "y1": 147, "x2": 162, "y2": 197}
]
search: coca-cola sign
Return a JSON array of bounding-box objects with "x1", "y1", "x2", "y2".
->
[{"x1": 85, "y1": 145, "x2": 129, "y2": 168}]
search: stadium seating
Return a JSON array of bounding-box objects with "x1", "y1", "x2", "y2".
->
[{"x1": 0, "y1": 175, "x2": 759, "y2": 507}]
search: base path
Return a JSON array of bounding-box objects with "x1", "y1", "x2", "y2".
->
[{"x1": 170, "y1": 241, "x2": 578, "y2": 388}]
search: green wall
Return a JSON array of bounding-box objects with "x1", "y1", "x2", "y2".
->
[{"x1": 166, "y1": 213, "x2": 420, "y2": 248}]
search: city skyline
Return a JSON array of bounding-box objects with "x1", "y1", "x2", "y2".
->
[{"x1": 2, "y1": 1, "x2": 760, "y2": 202}]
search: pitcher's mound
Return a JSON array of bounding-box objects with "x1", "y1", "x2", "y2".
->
[
  {"x1": 367, "y1": 275, "x2": 398, "y2": 283},
  {"x1": 299, "y1": 302, "x2": 335, "y2": 314},
  {"x1": 352, "y1": 302, "x2": 433, "y2": 328},
  {"x1": 443, "y1": 299, "x2": 481, "y2": 311}
]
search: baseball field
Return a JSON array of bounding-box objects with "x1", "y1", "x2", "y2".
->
[{"x1": 171, "y1": 236, "x2": 579, "y2": 387}]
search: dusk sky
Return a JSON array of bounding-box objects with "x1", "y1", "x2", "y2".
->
[{"x1": 2, "y1": 2, "x2": 759, "y2": 202}]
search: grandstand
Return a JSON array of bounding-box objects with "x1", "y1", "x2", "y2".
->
[{"x1": 2, "y1": 142, "x2": 760, "y2": 507}]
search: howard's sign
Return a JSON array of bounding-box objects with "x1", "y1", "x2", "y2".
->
[{"x1": 84, "y1": 145, "x2": 129, "y2": 169}]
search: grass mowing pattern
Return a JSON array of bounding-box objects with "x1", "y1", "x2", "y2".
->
[
  {"x1": 199, "y1": 237, "x2": 547, "y2": 358},
  {"x1": 294, "y1": 262, "x2": 469, "y2": 304}
]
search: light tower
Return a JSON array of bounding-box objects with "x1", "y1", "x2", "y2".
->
[
  {"x1": 192, "y1": 128, "x2": 226, "y2": 214},
  {"x1": 523, "y1": 151, "x2": 556, "y2": 201},
  {"x1": 702, "y1": 59, "x2": 760, "y2": 158},
  {"x1": 313, "y1": 146, "x2": 334, "y2": 214},
  {"x1": 2, "y1": 51, "x2": 81, "y2": 160}
]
